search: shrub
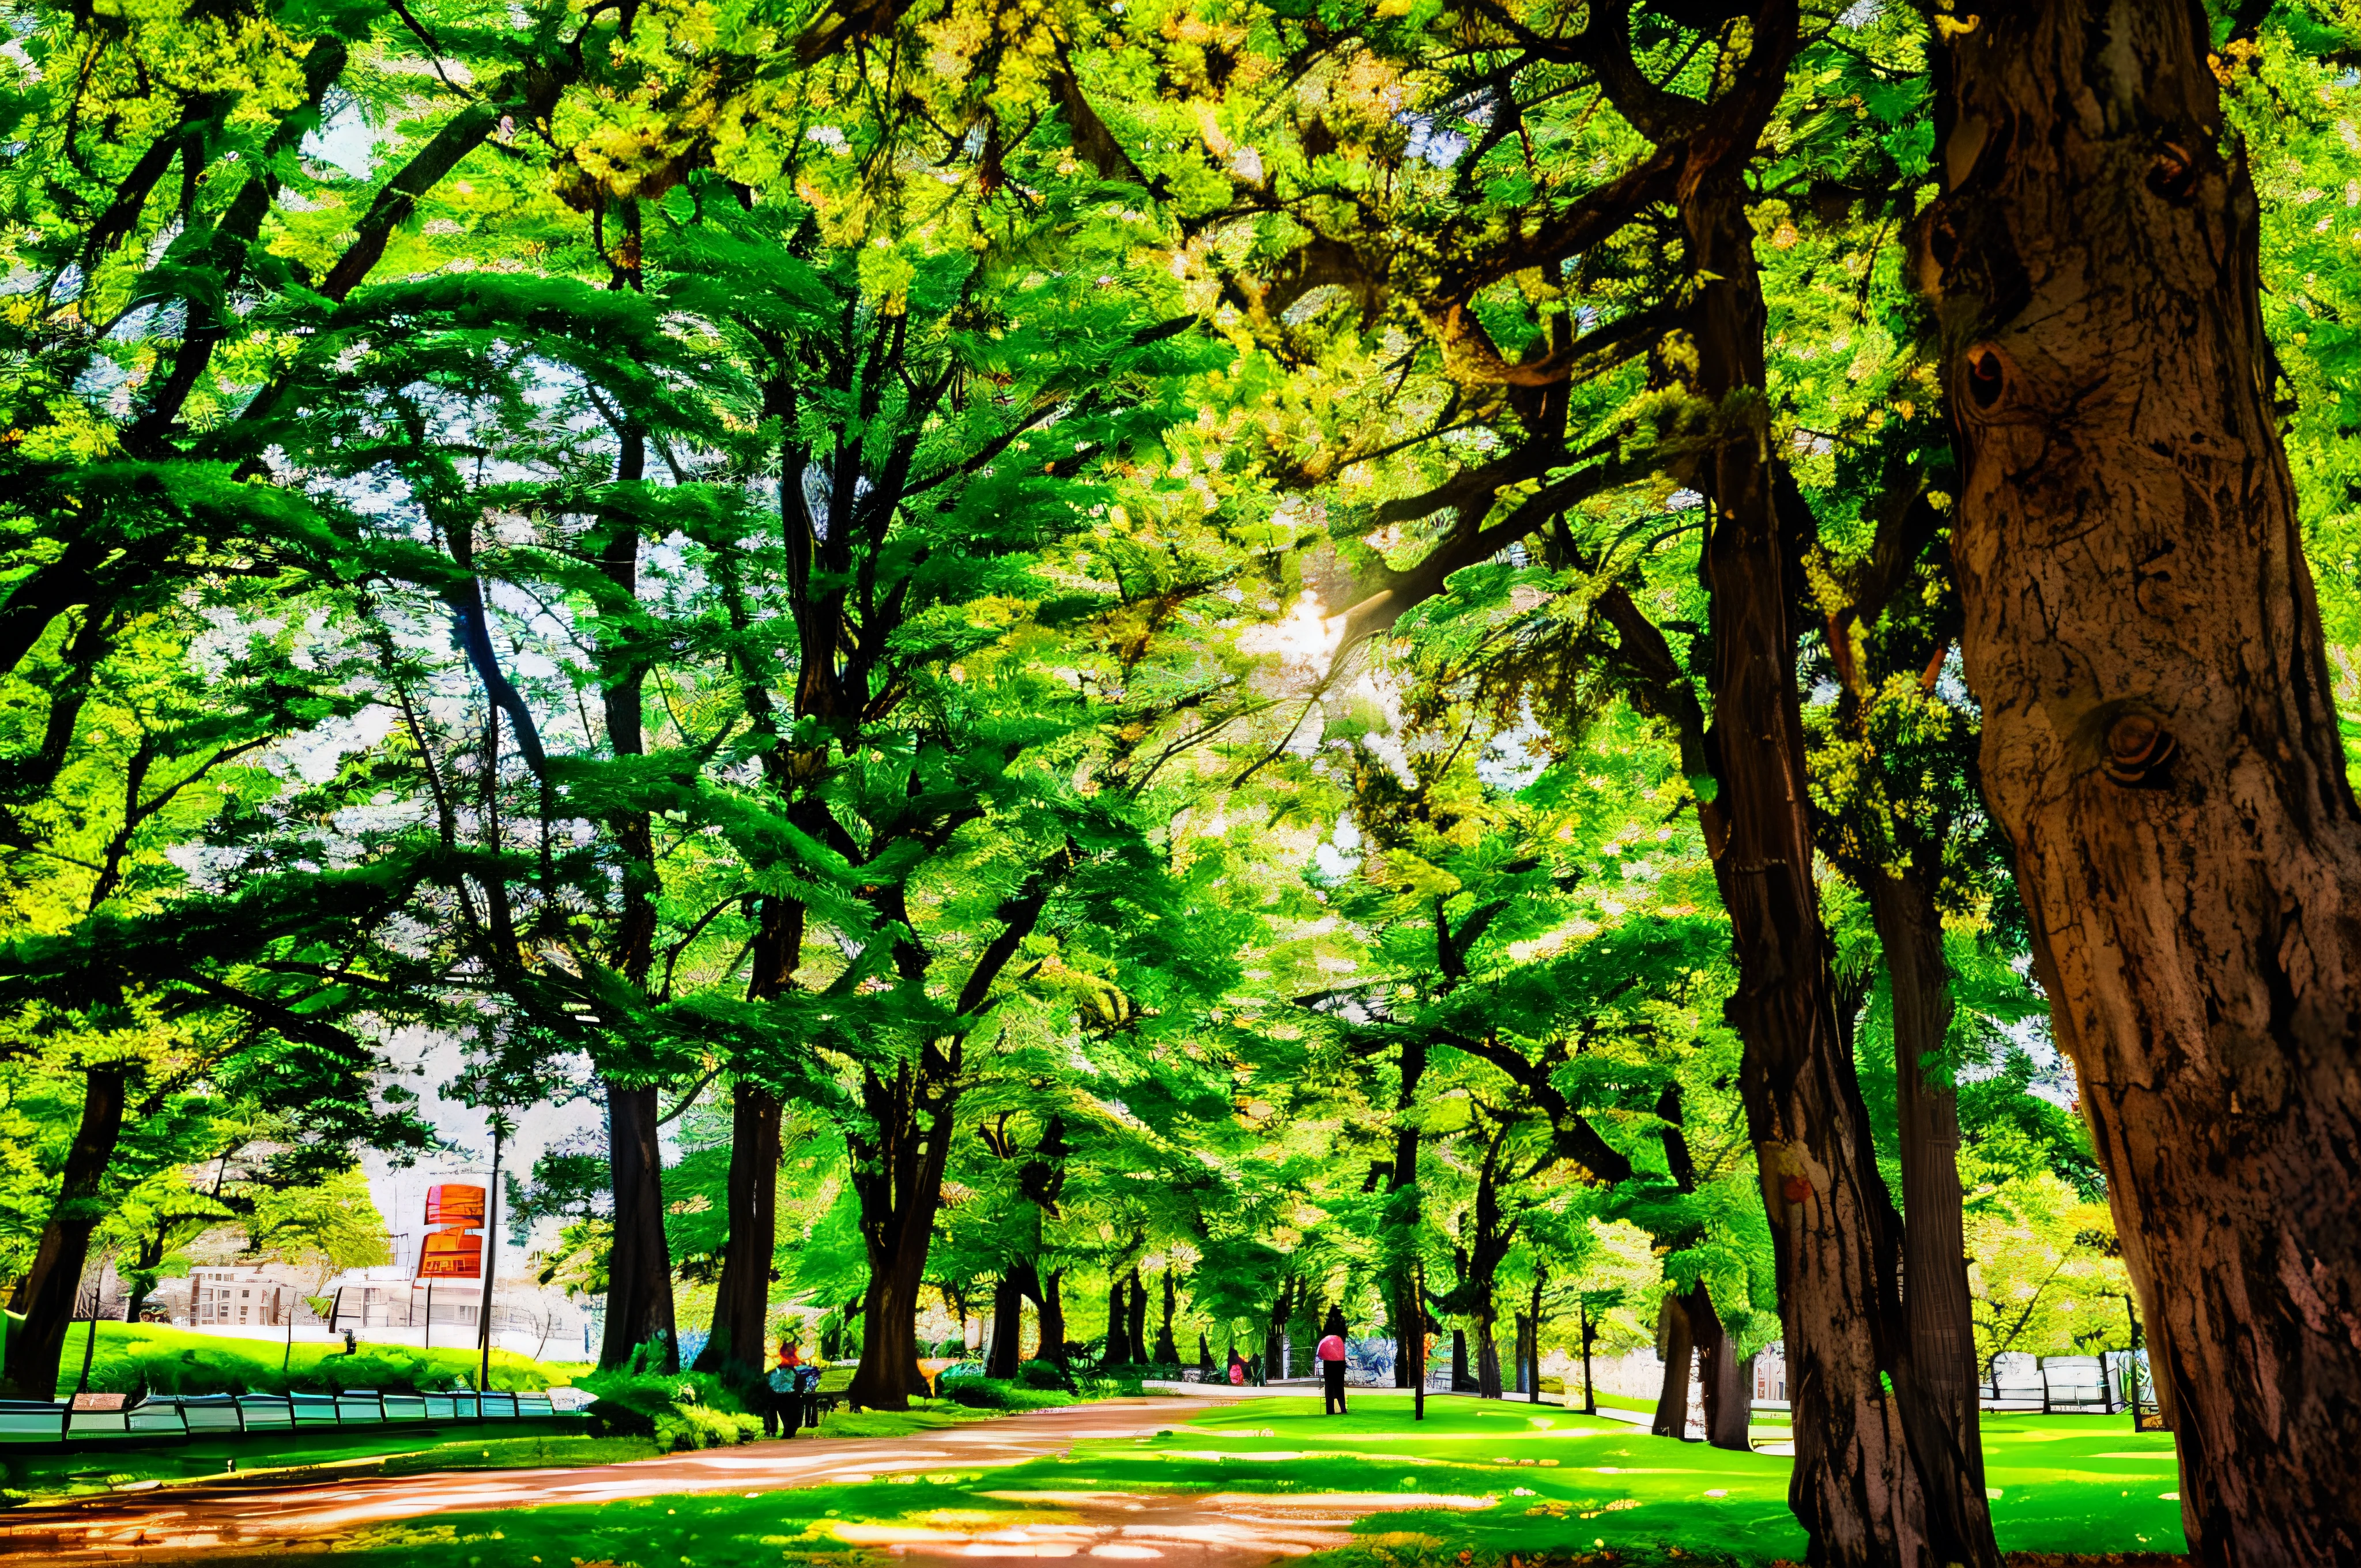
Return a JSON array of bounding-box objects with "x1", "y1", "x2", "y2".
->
[
  {"x1": 941, "y1": 1377, "x2": 1073, "y2": 1411},
  {"x1": 578, "y1": 1366, "x2": 760, "y2": 1452},
  {"x1": 1017, "y1": 1359, "x2": 1071, "y2": 1391},
  {"x1": 52, "y1": 1321, "x2": 571, "y2": 1399}
]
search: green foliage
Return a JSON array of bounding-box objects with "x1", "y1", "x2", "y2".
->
[{"x1": 31, "y1": 1318, "x2": 576, "y2": 1399}]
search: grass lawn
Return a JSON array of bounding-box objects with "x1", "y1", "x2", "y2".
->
[{"x1": 282, "y1": 1396, "x2": 2183, "y2": 1566}]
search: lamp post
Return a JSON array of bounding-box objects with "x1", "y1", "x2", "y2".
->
[{"x1": 478, "y1": 1113, "x2": 512, "y2": 1390}]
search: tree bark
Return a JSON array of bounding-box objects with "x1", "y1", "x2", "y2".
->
[
  {"x1": 1684, "y1": 1288, "x2": 1751, "y2": 1453},
  {"x1": 593, "y1": 425, "x2": 677, "y2": 1376},
  {"x1": 1387, "y1": 1038, "x2": 1427, "y2": 1388},
  {"x1": 599, "y1": 1081, "x2": 677, "y2": 1370},
  {"x1": 1868, "y1": 868, "x2": 1998, "y2": 1564},
  {"x1": 1450, "y1": 1326, "x2": 1474, "y2": 1393},
  {"x1": 988, "y1": 1273, "x2": 1023, "y2": 1378},
  {"x1": 1265, "y1": 1276, "x2": 1294, "y2": 1380},
  {"x1": 846, "y1": 1050, "x2": 960, "y2": 1409},
  {"x1": 3, "y1": 1068, "x2": 127, "y2": 1399},
  {"x1": 1034, "y1": 1267, "x2": 1065, "y2": 1365},
  {"x1": 696, "y1": 1083, "x2": 783, "y2": 1380},
  {"x1": 1126, "y1": 1265, "x2": 1148, "y2": 1367},
  {"x1": 1104, "y1": 1271, "x2": 1131, "y2": 1366},
  {"x1": 1155, "y1": 1268, "x2": 1179, "y2": 1363},
  {"x1": 1680, "y1": 127, "x2": 1932, "y2": 1561},
  {"x1": 1652, "y1": 1295, "x2": 1695, "y2": 1439},
  {"x1": 1925, "y1": 6, "x2": 2361, "y2": 1561}
]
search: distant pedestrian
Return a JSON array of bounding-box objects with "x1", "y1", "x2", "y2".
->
[
  {"x1": 1227, "y1": 1346, "x2": 1247, "y2": 1386},
  {"x1": 1315, "y1": 1308, "x2": 1349, "y2": 1415}
]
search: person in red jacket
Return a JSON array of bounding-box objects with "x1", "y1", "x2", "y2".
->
[{"x1": 1315, "y1": 1308, "x2": 1349, "y2": 1415}]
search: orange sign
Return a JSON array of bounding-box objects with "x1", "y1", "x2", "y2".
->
[
  {"x1": 418, "y1": 1229, "x2": 484, "y2": 1279},
  {"x1": 426, "y1": 1184, "x2": 485, "y2": 1225}
]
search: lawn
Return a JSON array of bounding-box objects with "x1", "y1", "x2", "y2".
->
[{"x1": 277, "y1": 1396, "x2": 2183, "y2": 1566}]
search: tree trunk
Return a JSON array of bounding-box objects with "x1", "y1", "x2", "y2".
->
[
  {"x1": 846, "y1": 1050, "x2": 959, "y2": 1410},
  {"x1": 599, "y1": 1081, "x2": 676, "y2": 1370},
  {"x1": 1387, "y1": 1038, "x2": 1427, "y2": 1388},
  {"x1": 3, "y1": 1068, "x2": 127, "y2": 1399},
  {"x1": 1869, "y1": 868, "x2": 1999, "y2": 1565},
  {"x1": 988, "y1": 1273, "x2": 1023, "y2": 1378},
  {"x1": 1652, "y1": 1295, "x2": 1694, "y2": 1439},
  {"x1": 1040, "y1": 1268, "x2": 1066, "y2": 1365},
  {"x1": 1926, "y1": 7, "x2": 2361, "y2": 1562},
  {"x1": 1450, "y1": 1327, "x2": 1473, "y2": 1393},
  {"x1": 1126, "y1": 1265, "x2": 1148, "y2": 1367},
  {"x1": 1265, "y1": 1278, "x2": 1293, "y2": 1381},
  {"x1": 1476, "y1": 1302, "x2": 1503, "y2": 1400},
  {"x1": 696, "y1": 1082, "x2": 782, "y2": 1380},
  {"x1": 1679, "y1": 112, "x2": 1931, "y2": 1559},
  {"x1": 1104, "y1": 1272, "x2": 1130, "y2": 1366},
  {"x1": 1683, "y1": 1289, "x2": 1750, "y2": 1453},
  {"x1": 1155, "y1": 1269, "x2": 1179, "y2": 1363},
  {"x1": 1579, "y1": 1302, "x2": 1598, "y2": 1416}
]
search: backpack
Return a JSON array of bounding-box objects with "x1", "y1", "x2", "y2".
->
[{"x1": 767, "y1": 1365, "x2": 799, "y2": 1393}]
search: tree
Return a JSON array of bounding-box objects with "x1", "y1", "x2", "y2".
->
[{"x1": 1924, "y1": 3, "x2": 2361, "y2": 1558}]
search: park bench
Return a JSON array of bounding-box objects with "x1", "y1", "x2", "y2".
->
[
  {"x1": 1981, "y1": 1355, "x2": 2047, "y2": 1412},
  {"x1": 2038, "y1": 1356, "x2": 2117, "y2": 1414}
]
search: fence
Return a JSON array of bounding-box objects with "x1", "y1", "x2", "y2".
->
[{"x1": 0, "y1": 1386, "x2": 589, "y2": 1448}]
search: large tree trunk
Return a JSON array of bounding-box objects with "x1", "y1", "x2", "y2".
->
[
  {"x1": 1476, "y1": 1303, "x2": 1503, "y2": 1400},
  {"x1": 1651, "y1": 1295, "x2": 1695, "y2": 1439},
  {"x1": 1869, "y1": 868, "x2": 1999, "y2": 1565},
  {"x1": 1125, "y1": 1265, "x2": 1148, "y2": 1367},
  {"x1": 846, "y1": 1050, "x2": 959, "y2": 1409},
  {"x1": 593, "y1": 431, "x2": 677, "y2": 1377},
  {"x1": 1683, "y1": 1288, "x2": 1751, "y2": 1453},
  {"x1": 1681, "y1": 141, "x2": 1931, "y2": 1560},
  {"x1": 988, "y1": 1273, "x2": 1023, "y2": 1378},
  {"x1": 1387, "y1": 1038, "x2": 1427, "y2": 1388},
  {"x1": 600, "y1": 1081, "x2": 677, "y2": 1370},
  {"x1": 2, "y1": 1068, "x2": 127, "y2": 1399},
  {"x1": 1104, "y1": 1272, "x2": 1130, "y2": 1366},
  {"x1": 1034, "y1": 1267, "x2": 1065, "y2": 1365},
  {"x1": 696, "y1": 1082, "x2": 782, "y2": 1380},
  {"x1": 1926, "y1": 6, "x2": 2361, "y2": 1561},
  {"x1": 1154, "y1": 1268, "x2": 1179, "y2": 1364}
]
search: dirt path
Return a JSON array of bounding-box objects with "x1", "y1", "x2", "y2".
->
[{"x1": 0, "y1": 1400, "x2": 1480, "y2": 1565}]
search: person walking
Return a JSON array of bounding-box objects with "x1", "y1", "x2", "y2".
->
[{"x1": 1315, "y1": 1308, "x2": 1349, "y2": 1415}]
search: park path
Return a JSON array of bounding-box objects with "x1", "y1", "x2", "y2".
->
[{"x1": 0, "y1": 1398, "x2": 1478, "y2": 1565}]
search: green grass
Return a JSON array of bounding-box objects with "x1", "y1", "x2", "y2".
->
[
  {"x1": 14, "y1": 1315, "x2": 590, "y2": 1399},
  {"x1": 218, "y1": 1396, "x2": 2182, "y2": 1566}
]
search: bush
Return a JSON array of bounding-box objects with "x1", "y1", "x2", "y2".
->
[
  {"x1": 41, "y1": 1320, "x2": 576, "y2": 1399},
  {"x1": 577, "y1": 1366, "x2": 760, "y2": 1452},
  {"x1": 1017, "y1": 1359, "x2": 1071, "y2": 1390},
  {"x1": 941, "y1": 1377, "x2": 1073, "y2": 1411}
]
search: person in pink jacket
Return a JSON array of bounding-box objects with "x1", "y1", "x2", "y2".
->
[{"x1": 1315, "y1": 1307, "x2": 1349, "y2": 1415}]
